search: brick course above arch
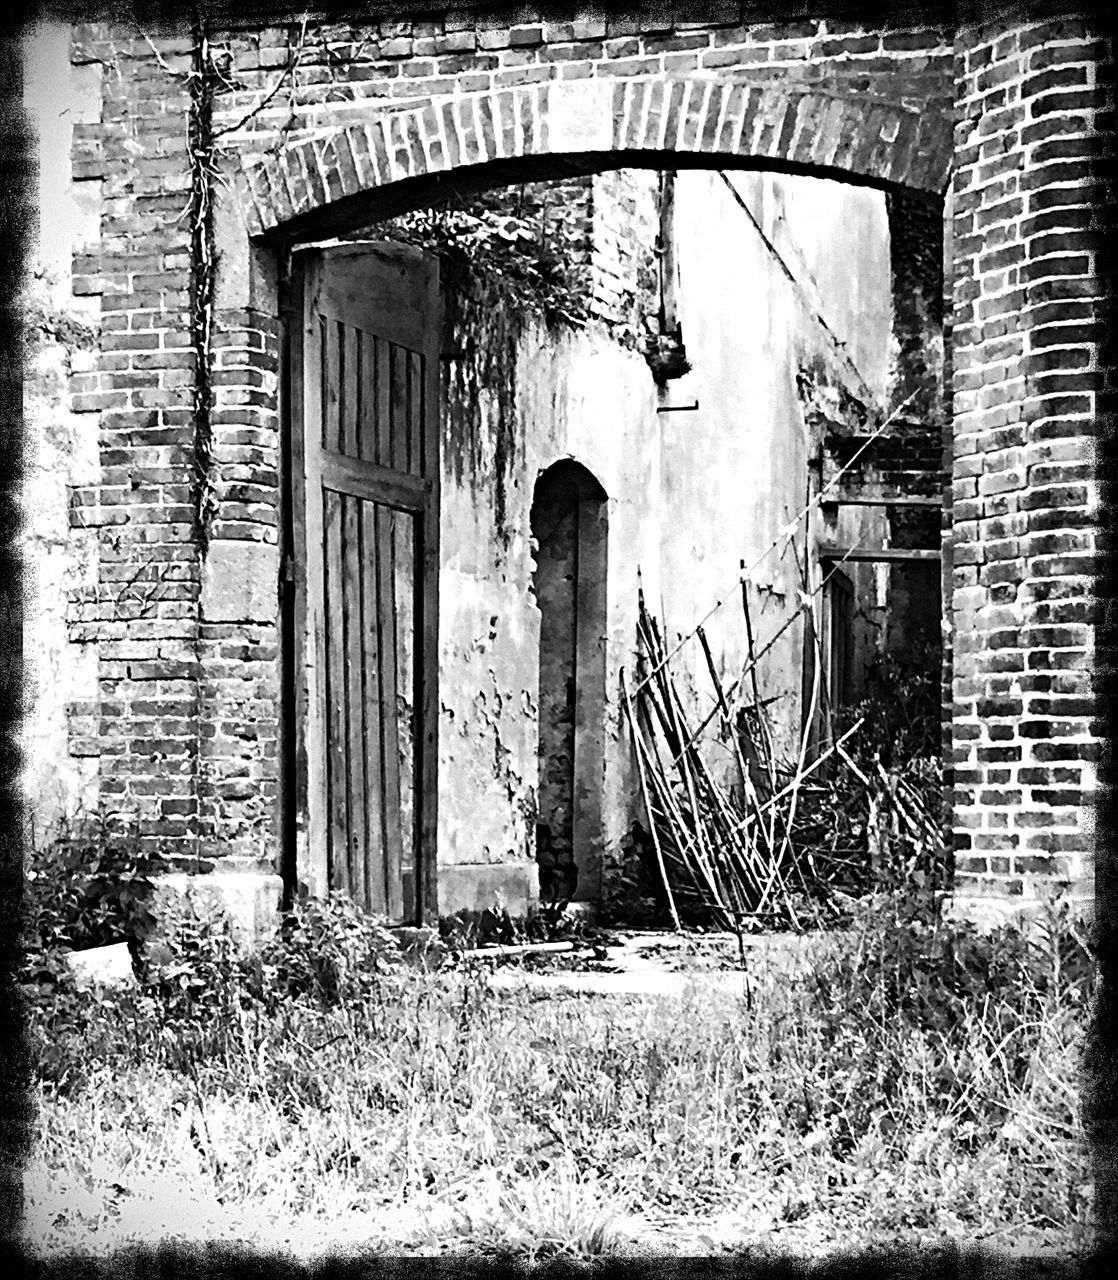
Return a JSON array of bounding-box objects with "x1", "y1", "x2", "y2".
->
[{"x1": 241, "y1": 78, "x2": 952, "y2": 238}]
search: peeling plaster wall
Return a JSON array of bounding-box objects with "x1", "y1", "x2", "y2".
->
[
  {"x1": 656, "y1": 170, "x2": 892, "y2": 767},
  {"x1": 22, "y1": 24, "x2": 105, "y2": 841},
  {"x1": 439, "y1": 320, "x2": 655, "y2": 891},
  {"x1": 438, "y1": 167, "x2": 894, "y2": 902}
]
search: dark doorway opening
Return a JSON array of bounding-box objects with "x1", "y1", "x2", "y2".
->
[{"x1": 530, "y1": 460, "x2": 608, "y2": 904}]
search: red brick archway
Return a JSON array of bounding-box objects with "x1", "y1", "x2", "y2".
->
[
  {"x1": 250, "y1": 73, "x2": 955, "y2": 921},
  {"x1": 239, "y1": 78, "x2": 952, "y2": 238}
]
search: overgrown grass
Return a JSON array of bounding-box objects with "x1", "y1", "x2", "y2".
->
[{"x1": 21, "y1": 891, "x2": 1093, "y2": 1259}]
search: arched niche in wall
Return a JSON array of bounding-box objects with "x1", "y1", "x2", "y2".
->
[{"x1": 529, "y1": 459, "x2": 609, "y2": 904}]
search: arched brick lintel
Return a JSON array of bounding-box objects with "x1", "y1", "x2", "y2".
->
[{"x1": 241, "y1": 78, "x2": 951, "y2": 238}]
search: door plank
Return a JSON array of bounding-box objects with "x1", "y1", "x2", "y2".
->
[
  {"x1": 357, "y1": 329, "x2": 376, "y2": 464},
  {"x1": 323, "y1": 318, "x2": 341, "y2": 453},
  {"x1": 319, "y1": 450, "x2": 429, "y2": 513},
  {"x1": 342, "y1": 323, "x2": 360, "y2": 458},
  {"x1": 376, "y1": 504, "x2": 405, "y2": 921},
  {"x1": 408, "y1": 348, "x2": 424, "y2": 477},
  {"x1": 390, "y1": 342, "x2": 409, "y2": 475},
  {"x1": 322, "y1": 485, "x2": 349, "y2": 893},
  {"x1": 376, "y1": 336, "x2": 392, "y2": 470},
  {"x1": 342, "y1": 492, "x2": 367, "y2": 909},
  {"x1": 291, "y1": 261, "x2": 327, "y2": 899},
  {"x1": 360, "y1": 499, "x2": 388, "y2": 915}
]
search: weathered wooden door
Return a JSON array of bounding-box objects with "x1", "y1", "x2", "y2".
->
[{"x1": 291, "y1": 242, "x2": 440, "y2": 923}]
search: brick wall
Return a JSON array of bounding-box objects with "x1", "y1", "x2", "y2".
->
[
  {"x1": 65, "y1": 27, "x2": 207, "y2": 860},
  {"x1": 588, "y1": 168, "x2": 660, "y2": 339},
  {"x1": 52, "y1": 9, "x2": 1107, "y2": 905},
  {"x1": 949, "y1": 18, "x2": 1110, "y2": 901},
  {"x1": 212, "y1": 16, "x2": 954, "y2": 149}
]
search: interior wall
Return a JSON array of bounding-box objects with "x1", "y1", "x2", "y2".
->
[
  {"x1": 659, "y1": 169, "x2": 893, "y2": 768},
  {"x1": 436, "y1": 166, "x2": 896, "y2": 905}
]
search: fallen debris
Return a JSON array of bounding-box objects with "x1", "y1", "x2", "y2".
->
[
  {"x1": 63, "y1": 942, "x2": 137, "y2": 991},
  {"x1": 625, "y1": 586, "x2": 944, "y2": 937}
]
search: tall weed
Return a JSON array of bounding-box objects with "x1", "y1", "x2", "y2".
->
[
  {"x1": 22, "y1": 812, "x2": 164, "y2": 961},
  {"x1": 24, "y1": 886, "x2": 1092, "y2": 1256}
]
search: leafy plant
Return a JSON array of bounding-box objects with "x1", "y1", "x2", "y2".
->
[
  {"x1": 380, "y1": 194, "x2": 594, "y2": 331},
  {"x1": 22, "y1": 812, "x2": 165, "y2": 963},
  {"x1": 256, "y1": 891, "x2": 404, "y2": 1006},
  {"x1": 138, "y1": 887, "x2": 248, "y2": 1023},
  {"x1": 808, "y1": 891, "x2": 1093, "y2": 1047},
  {"x1": 854, "y1": 640, "x2": 943, "y2": 766},
  {"x1": 789, "y1": 641, "x2": 948, "y2": 914}
]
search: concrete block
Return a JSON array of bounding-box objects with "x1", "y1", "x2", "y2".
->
[
  {"x1": 201, "y1": 540, "x2": 278, "y2": 623},
  {"x1": 64, "y1": 941, "x2": 136, "y2": 990},
  {"x1": 213, "y1": 163, "x2": 279, "y2": 313},
  {"x1": 554, "y1": 900, "x2": 598, "y2": 926},
  {"x1": 438, "y1": 860, "x2": 540, "y2": 917},
  {"x1": 941, "y1": 893, "x2": 1045, "y2": 935}
]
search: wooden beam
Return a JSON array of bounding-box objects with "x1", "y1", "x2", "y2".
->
[
  {"x1": 820, "y1": 494, "x2": 942, "y2": 508},
  {"x1": 317, "y1": 448, "x2": 431, "y2": 512},
  {"x1": 818, "y1": 544, "x2": 942, "y2": 563}
]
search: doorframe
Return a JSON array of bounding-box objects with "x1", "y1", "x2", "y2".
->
[
  {"x1": 277, "y1": 247, "x2": 303, "y2": 911},
  {"x1": 279, "y1": 240, "x2": 441, "y2": 924}
]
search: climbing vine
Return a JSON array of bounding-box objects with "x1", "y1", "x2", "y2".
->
[
  {"x1": 183, "y1": 13, "x2": 310, "y2": 552},
  {"x1": 187, "y1": 11, "x2": 219, "y2": 554},
  {"x1": 382, "y1": 200, "x2": 595, "y2": 332},
  {"x1": 442, "y1": 270, "x2": 523, "y2": 544},
  {"x1": 381, "y1": 199, "x2": 596, "y2": 546}
]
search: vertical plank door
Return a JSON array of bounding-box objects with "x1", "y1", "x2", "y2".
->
[{"x1": 293, "y1": 242, "x2": 440, "y2": 924}]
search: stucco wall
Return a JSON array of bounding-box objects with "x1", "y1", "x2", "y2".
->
[
  {"x1": 438, "y1": 318, "x2": 655, "y2": 892},
  {"x1": 436, "y1": 166, "x2": 895, "y2": 902},
  {"x1": 22, "y1": 24, "x2": 104, "y2": 841}
]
